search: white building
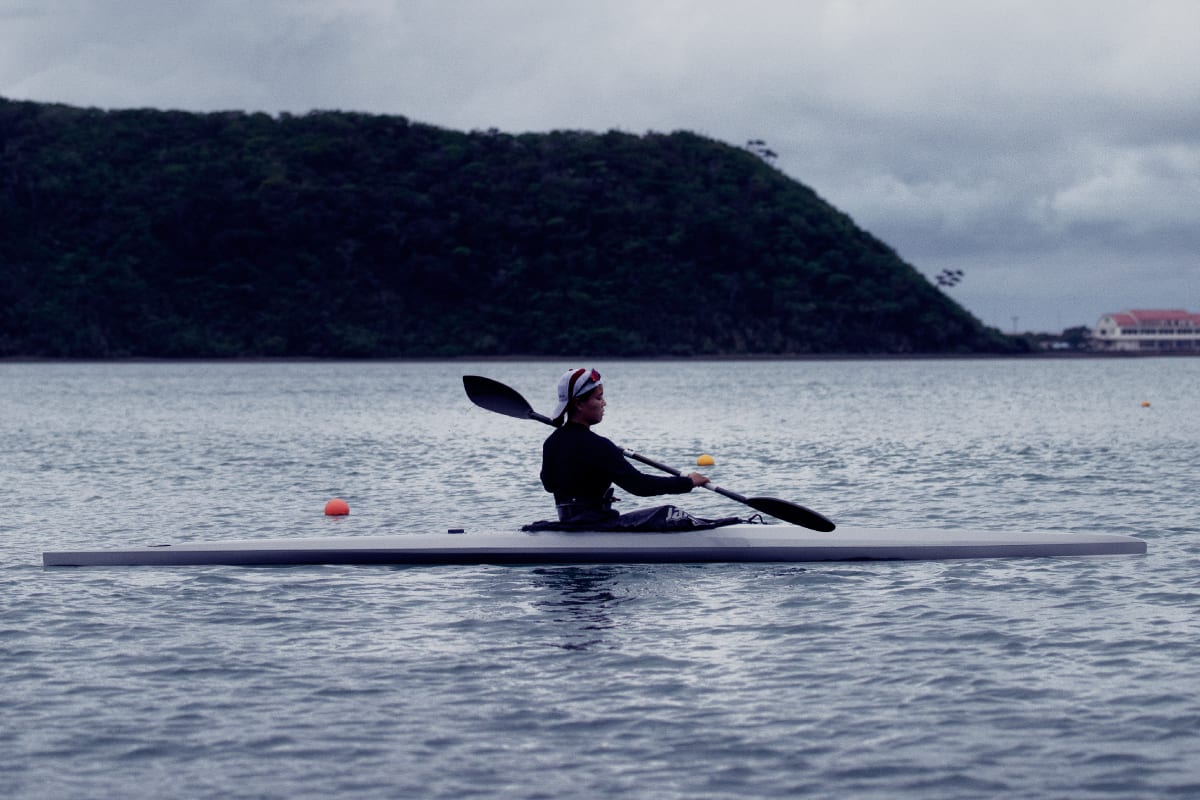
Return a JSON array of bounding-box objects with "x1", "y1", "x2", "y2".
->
[{"x1": 1091, "y1": 309, "x2": 1200, "y2": 352}]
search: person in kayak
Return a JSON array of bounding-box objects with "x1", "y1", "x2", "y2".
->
[{"x1": 535, "y1": 367, "x2": 718, "y2": 529}]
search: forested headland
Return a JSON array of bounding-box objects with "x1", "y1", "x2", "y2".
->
[{"x1": 0, "y1": 97, "x2": 1023, "y2": 357}]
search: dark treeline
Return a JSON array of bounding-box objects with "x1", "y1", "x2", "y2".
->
[{"x1": 0, "y1": 97, "x2": 1022, "y2": 357}]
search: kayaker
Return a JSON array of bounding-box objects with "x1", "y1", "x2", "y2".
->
[{"x1": 537, "y1": 367, "x2": 713, "y2": 528}]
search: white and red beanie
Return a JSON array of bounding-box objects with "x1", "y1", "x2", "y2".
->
[{"x1": 551, "y1": 367, "x2": 602, "y2": 421}]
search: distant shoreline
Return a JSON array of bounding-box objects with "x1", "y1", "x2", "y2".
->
[{"x1": 3, "y1": 351, "x2": 1197, "y2": 364}]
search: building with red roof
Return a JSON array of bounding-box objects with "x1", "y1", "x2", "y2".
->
[{"x1": 1091, "y1": 309, "x2": 1200, "y2": 352}]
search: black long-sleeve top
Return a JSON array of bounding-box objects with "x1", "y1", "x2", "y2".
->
[{"x1": 540, "y1": 422, "x2": 693, "y2": 505}]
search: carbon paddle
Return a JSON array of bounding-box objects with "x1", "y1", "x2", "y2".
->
[{"x1": 463, "y1": 375, "x2": 836, "y2": 532}]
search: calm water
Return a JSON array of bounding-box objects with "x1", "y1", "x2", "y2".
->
[{"x1": 2, "y1": 359, "x2": 1198, "y2": 799}]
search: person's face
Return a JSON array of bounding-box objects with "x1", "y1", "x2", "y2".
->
[{"x1": 573, "y1": 385, "x2": 606, "y2": 426}]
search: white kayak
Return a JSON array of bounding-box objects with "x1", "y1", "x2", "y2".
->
[{"x1": 42, "y1": 524, "x2": 1146, "y2": 567}]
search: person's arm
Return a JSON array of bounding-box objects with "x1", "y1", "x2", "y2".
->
[{"x1": 595, "y1": 437, "x2": 702, "y2": 497}]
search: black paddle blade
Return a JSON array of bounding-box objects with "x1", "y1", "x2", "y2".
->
[
  {"x1": 746, "y1": 496, "x2": 837, "y2": 532},
  {"x1": 463, "y1": 375, "x2": 535, "y2": 419}
]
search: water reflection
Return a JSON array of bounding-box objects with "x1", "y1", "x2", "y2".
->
[{"x1": 530, "y1": 567, "x2": 629, "y2": 651}]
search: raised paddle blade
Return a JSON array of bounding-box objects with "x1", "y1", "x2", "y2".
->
[
  {"x1": 463, "y1": 375, "x2": 558, "y2": 425},
  {"x1": 463, "y1": 375, "x2": 535, "y2": 419},
  {"x1": 745, "y1": 496, "x2": 837, "y2": 532}
]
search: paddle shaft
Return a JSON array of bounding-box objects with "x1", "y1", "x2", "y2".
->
[{"x1": 621, "y1": 447, "x2": 752, "y2": 503}]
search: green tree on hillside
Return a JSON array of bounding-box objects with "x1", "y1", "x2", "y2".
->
[{"x1": 0, "y1": 97, "x2": 1021, "y2": 357}]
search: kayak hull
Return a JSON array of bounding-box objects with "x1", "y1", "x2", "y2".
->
[{"x1": 42, "y1": 525, "x2": 1146, "y2": 567}]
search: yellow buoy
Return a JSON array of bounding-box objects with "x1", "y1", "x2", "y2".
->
[{"x1": 696, "y1": 454, "x2": 715, "y2": 466}]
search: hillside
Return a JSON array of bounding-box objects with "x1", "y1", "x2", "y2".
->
[{"x1": 0, "y1": 97, "x2": 1021, "y2": 357}]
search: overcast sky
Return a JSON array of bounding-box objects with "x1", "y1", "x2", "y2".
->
[{"x1": 4, "y1": 0, "x2": 1198, "y2": 331}]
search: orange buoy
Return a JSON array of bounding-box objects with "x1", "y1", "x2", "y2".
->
[
  {"x1": 1141, "y1": 401, "x2": 1151, "y2": 408},
  {"x1": 697, "y1": 454, "x2": 715, "y2": 466},
  {"x1": 324, "y1": 498, "x2": 350, "y2": 516}
]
